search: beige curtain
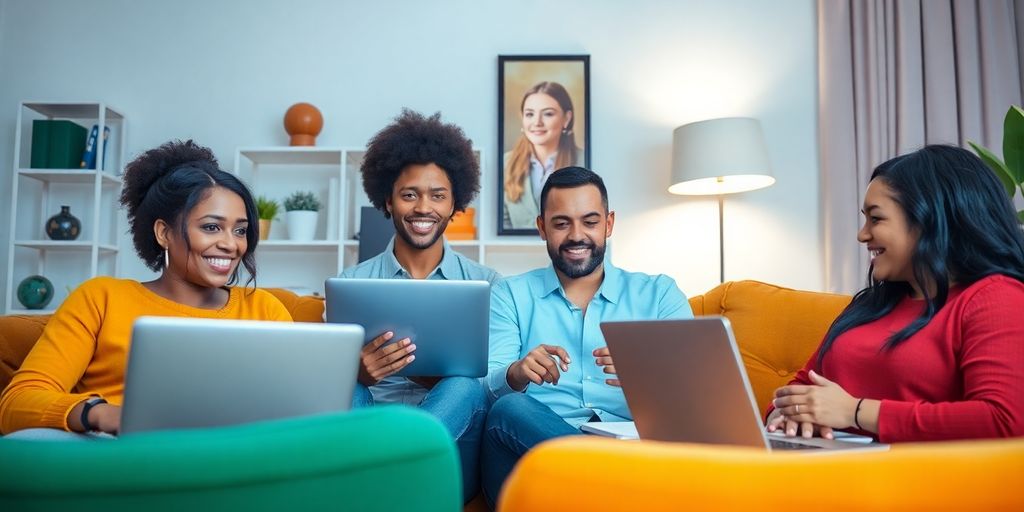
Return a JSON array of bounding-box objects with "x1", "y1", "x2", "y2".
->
[{"x1": 819, "y1": 0, "x2": 1024, "y2": 294}]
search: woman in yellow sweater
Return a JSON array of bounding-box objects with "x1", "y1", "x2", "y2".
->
[{"x1": 0, "y1": 140, "x2": 291, "y2": 437}]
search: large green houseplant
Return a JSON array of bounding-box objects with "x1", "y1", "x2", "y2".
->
[{"x1": 969, "y1": 105, "x2": 1024, "y2": 222}]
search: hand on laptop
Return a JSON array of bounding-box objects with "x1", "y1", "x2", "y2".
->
[
  {"x1": 766, "y1": 409, "x2": 833, "y2": 440},
  {"x1": 592, "y1": 346, "x2": 620, "y2": 386},
  {"x1": 768, "y1": 371, "x2": 860, "y2": 439},
  {"x1": 507, "y1": 344, "x2": 570, "y2": 391},
  {"x1": 358, "y1": 331, "x2": 416, "y2": 386}
]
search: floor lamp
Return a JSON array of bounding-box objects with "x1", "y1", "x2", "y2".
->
[{"x1": 668, "y1": 117, "x2": 775, "y2": 283}]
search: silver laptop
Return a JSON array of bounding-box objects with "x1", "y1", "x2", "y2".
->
[
  {"x1": 121, "y1": 317, "x2": 363, "y2": 435},
  {"x1": 324, "y1": 278, "x2": 490, "y2": 377},
  {"x1": 595, "y1": 317, "x2": 888, "y2": 452}
]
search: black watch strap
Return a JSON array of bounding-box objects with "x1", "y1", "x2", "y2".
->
[{"x1": 80, "y1": 397, "x2": 107, "y2": 432}]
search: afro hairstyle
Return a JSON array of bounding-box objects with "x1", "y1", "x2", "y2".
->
[{"x1": 361, "y1": 109, "x2": 480, "y2": 218}]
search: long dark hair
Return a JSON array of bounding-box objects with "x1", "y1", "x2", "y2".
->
[
  {"x1": 120, "y1": 140, "x2": 259, "y2": 288},
  {"x1": 817, "y1": 145, "x2": 1024, "y2": 366}
]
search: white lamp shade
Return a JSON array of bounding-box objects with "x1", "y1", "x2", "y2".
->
[{"x1": 669, "y1": 117, "x2": 775, "y2": 196}]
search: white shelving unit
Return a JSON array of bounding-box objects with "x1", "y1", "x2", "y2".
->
[
  {"x1": 4, "y1": 102, "x2": 126, "y2": 314},
  {"x1": 233, "y1": 146, "x2": 551, "y2": 296}
]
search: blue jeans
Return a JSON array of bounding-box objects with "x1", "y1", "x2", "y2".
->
[
  {"x1": 481, "y1": 393, "x2": 582, "y2": 508},
  {"x1": 352, "y1": 377, "x2": 487, "y2": 503}
]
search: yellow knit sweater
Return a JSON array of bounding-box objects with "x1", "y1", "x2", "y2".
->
[{"x1": 0, "y1": 277, "x2": 292, "y2": 434}]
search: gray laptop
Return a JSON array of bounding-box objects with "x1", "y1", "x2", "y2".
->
[
  {"x1": 595, "y1": 317, "x2": 888, "y2": 452},
  {"x1": 324, "y1": 278, "x2": 490, "y2": 377},
  {"x1": 121, "y1": 317, "x2": 363, "y2": 435}
]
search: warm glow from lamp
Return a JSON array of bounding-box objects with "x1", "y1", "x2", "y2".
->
[
  {"x1": 669, "y1": 117, "x2": 775, "y2": 196},
  {"x1": 668, "y1": 117, "x2": 775, "y2": 283}
]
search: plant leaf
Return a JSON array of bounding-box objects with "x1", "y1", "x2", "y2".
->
[
  {"x1": 1017, "y1": 209, "x2": 1024, "y2": 224},
  {"x1": 1003, "y1": 105, "x2": 1024, "y2": 184},
  {"x1": 969, "y1": 140, "x2": 1016, "y2": 197}
]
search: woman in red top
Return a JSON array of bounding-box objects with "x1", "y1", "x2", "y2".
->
[{"x1": 768, "y1": 145, "x2": 1024, "y2": 443}]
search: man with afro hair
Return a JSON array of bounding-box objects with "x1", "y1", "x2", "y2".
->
[{"x1": 339, "y1": 109, "x2": 499, "y2": 503}]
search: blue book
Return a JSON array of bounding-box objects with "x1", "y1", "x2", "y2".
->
[{"x1": 80, "y1": 125, "x2": 110, "y2": 170}]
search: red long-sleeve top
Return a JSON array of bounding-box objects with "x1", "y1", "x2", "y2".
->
[{"x1": 784, "y1": 274, "x2": 1024, "y2": 443}]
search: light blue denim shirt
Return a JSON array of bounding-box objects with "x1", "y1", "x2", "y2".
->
[
  {"x1": 486, "y1": 261, "x2": 693, "y2": 428},
  {"x1": 340, "y1": 236, "x2": 501, "y2": 405}
]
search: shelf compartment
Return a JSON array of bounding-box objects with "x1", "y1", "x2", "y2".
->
[
  {"x1": 14, "y1": 241, "x2": 118, "y2": 252},
  {"x1": 237, "y1": 147, "x2": 343, "y2": 165},
  {"x1": 17, "y1": 168, "x2": 122, "y2": 185},
  {"x1": 257, "y1": 240, "x2": 340, "y2": 252},
  {"x1": 7, "y1": 308, "x2": 57, "y2": 316},
  {"x1": 22, "y1": 102, "x2": 124, "y2": 120}
]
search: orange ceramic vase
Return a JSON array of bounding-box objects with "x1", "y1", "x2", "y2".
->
[{"x1": 283, "y1": 102, "x2": 323, "y2": 146}]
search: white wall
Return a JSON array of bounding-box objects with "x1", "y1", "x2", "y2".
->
[{"x1": 0, "y1": 0, "x2": 821, "y2": 311}]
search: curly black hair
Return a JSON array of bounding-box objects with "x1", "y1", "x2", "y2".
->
[
  {"x1": 119, "y1": 140, "x2": 258, "y2": 287},
  {"x1": 361, "y1": 109, "x2": 480, "y2": 218}
]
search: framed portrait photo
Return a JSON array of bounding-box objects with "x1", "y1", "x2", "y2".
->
[{"x1": 498, "y1": 54, "x2": 591, "y2": 235}]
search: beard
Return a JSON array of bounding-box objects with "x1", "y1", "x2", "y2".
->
[
  {"x1": 393, "y1": 213, "x2": 450, "y2": 250},
  {"x1": 548, "y1": 238, "x2": 606, "y2": 278}
]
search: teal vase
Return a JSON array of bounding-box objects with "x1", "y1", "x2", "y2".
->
[{"x1": 16, "y1": 275, "x2": 54, "y2": 310}]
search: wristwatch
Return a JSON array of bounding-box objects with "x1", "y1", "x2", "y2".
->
[{"x1": 80, "y1": 396, "x2": 107, "y2": 432}]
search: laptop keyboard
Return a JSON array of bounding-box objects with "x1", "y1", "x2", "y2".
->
[{"x1": 769, "y1": 438, "x2": 823, "y2": 450}]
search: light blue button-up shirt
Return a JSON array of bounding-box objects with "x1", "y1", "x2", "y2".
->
[
  {"x1": 486, "y1": 261, "x2": 693, "y2": 428},
  {"x1": 340, "y1": 236, "x2": 501, "y2": 405}
]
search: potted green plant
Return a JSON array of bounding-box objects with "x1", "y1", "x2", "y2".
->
[
  {"x1": 969, "y1": 105, "x2": 1024, "y2": 222},
  {"x1": 255, "y1": 195, "x2": 280, "y2": 241},
  {"x1": 283, "y1": 190, "x2": 321, "y2": 241}
]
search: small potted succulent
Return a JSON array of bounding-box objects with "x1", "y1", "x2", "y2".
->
[
  {"x1": 283, "y1": 190, "x2": 321, "y2": 241},
  {"x1": 255, "y1": 195, "x2": 280, "y2": 241}
]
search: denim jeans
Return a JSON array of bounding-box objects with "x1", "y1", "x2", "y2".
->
[
  {"x1": 480, "y1": 393, "x2": 582, "y2": 508},
  {"x1": 352, "y1": 376, "x2": 487, "y2": 503}
]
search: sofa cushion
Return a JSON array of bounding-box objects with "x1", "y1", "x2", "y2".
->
[
  {"x1": 263, "y1": 288, "x2": 325, "y2": 323},
  {"x1": 0, "y1": 315, "x2": 50, "y2": 390},
  {"x1": 688, "y1": 280, "x2": 851, "y2": 416},
  {"x1": 500, "y1": 436, "x2": 1024, "y2": 511}
]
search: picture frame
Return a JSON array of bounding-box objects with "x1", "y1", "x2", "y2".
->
[{"x1": 498, "y1": 54, "x2": 591, "y2": 235}]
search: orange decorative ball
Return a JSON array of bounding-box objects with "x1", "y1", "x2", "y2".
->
[{"x1": 283, "y1": 102, "x2": 323, "y2": 146}]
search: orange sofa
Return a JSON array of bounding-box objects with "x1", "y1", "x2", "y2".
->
[{"x1": 497, "y1": 280, "x2": 1024, "y2": 511}]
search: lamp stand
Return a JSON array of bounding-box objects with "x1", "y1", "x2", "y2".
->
[{"x1": 718, "y1": 195, "x2": 724, "y2": 283}]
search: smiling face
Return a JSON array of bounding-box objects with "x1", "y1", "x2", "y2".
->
[
  {"x1": 522, "y1": 92, "x2": 572, "y2": 149},
  {"x1": 386, "y1": 163, "x2": 455, "y2": 250},
  {"x1": 538, "y1": 184, "x2": 613, "y2": 279},
  {"x1": 858, "y1": 178, "x2": 919, "y2": 286},
  {"x1": 160, "y1": 186, "x2": 249, "y2": 289}
]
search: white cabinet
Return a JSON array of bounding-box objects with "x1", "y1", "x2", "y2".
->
[
  {"x1": 233, "y1": 146, "x2": 550, "y2": 296},
  {"x1": 4, "y1": 102, "x2": 126, "y2": 314}
]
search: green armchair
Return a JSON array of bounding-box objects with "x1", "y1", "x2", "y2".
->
[{"x1": 0, "y1": 406, "x2": 460, "y2": 511}]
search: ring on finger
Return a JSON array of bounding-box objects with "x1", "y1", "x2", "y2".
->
[{"x1": 795, "y1": 404, "x2": 801, "y2": 413}]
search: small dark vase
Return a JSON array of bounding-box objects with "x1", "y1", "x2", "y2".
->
[{"x1": 46, "y1": 205, "x2": 81, "y2": 240}]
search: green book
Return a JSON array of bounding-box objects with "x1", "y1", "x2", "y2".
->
[
  {"x1": 48, "y1": 120, "x2": 87, "y2": 169},
  {"x1": 29, "y1": 120, "x2": 87, "y2": 169},
  {"x1": 30, "y1": 120, "x2": 51, "y2": 168}
]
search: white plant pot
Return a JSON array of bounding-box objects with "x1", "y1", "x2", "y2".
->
[{"x1": 286, "y1": 210, "x2": 318, "y2": 241}]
